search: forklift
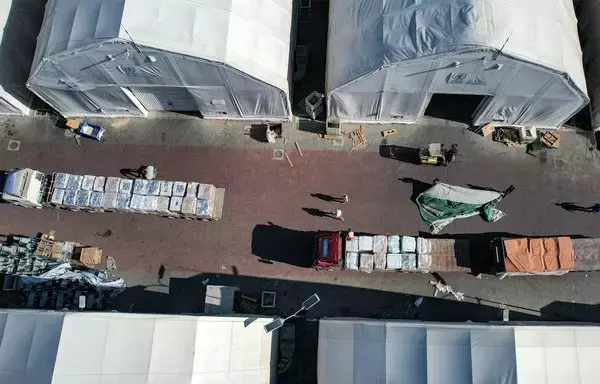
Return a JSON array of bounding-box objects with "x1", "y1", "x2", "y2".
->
[{"x1": 418, "y1": 143, "x2": 458, "y2": 166}]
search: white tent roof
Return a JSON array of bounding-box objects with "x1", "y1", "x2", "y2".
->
[
  {"x1": 0, "y1": 311, "x2": 277, "y2": 384},
  {"x1": 327, "y1": 0, "x2": 587, "y2": 95},
  {"x1": 318, "y1": 319, "x2": 600, "y2": 384},
  {"x1": 33, "y1": 0, "x2": 292, "y2": 95}
]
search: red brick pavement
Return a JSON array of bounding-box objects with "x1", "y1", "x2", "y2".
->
[{"x1": 1, "y1": 140, "x2": 599, "y2": 280}]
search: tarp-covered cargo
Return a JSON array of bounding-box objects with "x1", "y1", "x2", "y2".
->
[
  {"x1": 27, "y1": 0, "x2": 293, "y2": 119},
  {"x1": 503, "y1": 237, "x2": 575, "y2": 274},
  {"x1": 326, "y1": 0, "x2": 588, "y2": 127},
  {"x1": 415, "y1": 182, "x2": 509, "y2": 234}
]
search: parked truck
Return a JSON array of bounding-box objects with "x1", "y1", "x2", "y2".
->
[
  {"x1": 1, "y1": 168, "x2": 225, "y2": 220},
  {"x1": 314, "y1": 231, "x2": 600, "y2": 277},
  {"x1": 314, "y1": 231, "x2": 471, "y2": 273},
  {"x1": 491, "y1": 237, "x2": 600, "y2": 278}
]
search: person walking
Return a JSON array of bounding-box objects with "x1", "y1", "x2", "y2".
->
[
  {"x1": 334, "y1": 194, "x2": 349, "y2": 203},
  {"x1": 331, "y1": 209, "x2": 344, "y2": 221},
  {"x1": 137, "y1": 165, "x2": 157, "y2": 180},
  {"x1": 347, "y1": 229, "x2": 355, "y2": 240}
]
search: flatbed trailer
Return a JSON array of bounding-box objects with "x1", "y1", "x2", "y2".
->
[
  {"x1": 314, "y1": 231, "x2": 471, "y2": 273},
  {"x1": 1, "y1": 168, "x2": 225, "y2": 221},
  {"x1": 491, "y1": 237, "x2": 600, "y2": 278}
]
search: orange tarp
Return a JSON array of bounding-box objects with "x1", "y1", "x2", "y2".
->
[{"x1": 504, "y1": 237, "x2": 574, "y2": 272}]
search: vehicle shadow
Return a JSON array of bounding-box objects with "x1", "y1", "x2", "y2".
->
[
  {"x1": 379, "y1": 144, "x2": 420, "y2": 164},
  {"x1": 251, "y1": 223, "x2": 316, "y2": 267}
]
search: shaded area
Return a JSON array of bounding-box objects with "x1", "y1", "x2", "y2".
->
[
  {"x1": 379, "y1": 144, "x2": 420, "y2": 164},
  {"x1": 252, "y1": 223, "x2": 316, "y2": 267},
  {"x1": 399, "y1": 177, "x2": 433, "y2": 203},
  {"x1": 0, "y1": 0, "x2": 45, "y2": 113},
  {"x1": 292, "y1": 1, "x2": 329, "y2": 115},
  {"x1": 424, "y1": 93, "x2": 486, "y2": 124},
  {"x1": 106, "y1": 273, "x2": 527, "y2": 384},
  {"x1": 110, "y1": 273, "x2": 540, "y2": 320}
]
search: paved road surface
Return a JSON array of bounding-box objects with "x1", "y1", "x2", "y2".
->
[{"x1": 1, "y1": 117, "x2": 600, "y2": 321}]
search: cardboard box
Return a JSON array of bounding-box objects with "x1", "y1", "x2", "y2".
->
[
  {"x1": 169, "y1": 196, "x2": 183, "y2": 212},
  {"x1": 480, "y1": 122, "x2": 495, "y2": 137},
  {"x1": 160, "y1": 181, "x2": 173, "y2": 196},
  {"x1": 133, "y1": 179, "x2": 149, "y2": 195},
  {"x1": 173, "y1": 182, "x2": 186, "y2": 197},
  {"x1": 105, "y1": 177, "x2": 120, "y2": 193},
  {"x1": 81, "y1": 175, "x2": 95, "y2": 191},
  {"x1": 119, "y1": 179, "x2": 133, "y2": 194},
  {"x1": 65, "y1": 118, "x2": 80, "y2": 130},
  {"x1": 93, "y1": 176, "x2": 106, "y2": 192}
]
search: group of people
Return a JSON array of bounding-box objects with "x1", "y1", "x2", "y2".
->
[{"x1": 325, "y1": 194, "x2": 349, "y2": 221}]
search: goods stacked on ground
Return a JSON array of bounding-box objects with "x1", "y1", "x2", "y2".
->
[
  {"x1": 1, "y1": 168, "x2": 225, "y2": 220},
  {"x1": 0, "y1": 231, "x2": 124, "y2": 310}
]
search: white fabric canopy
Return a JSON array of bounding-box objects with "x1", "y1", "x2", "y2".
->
[
  {"x1": 318, "y1": 319, "x2": 600, "y2": 384},
  {"x1": 0, "y1": 0, "x2": 44, "y2": 115},
  {"x1": 28, "y1": 0, "x2": 293, "y2": 119},
  {"x1": 0, "y1": 311, "x2": 277, "y2": 384},
  {"x1": 326, "y1": 0, "x2": 588, "y2": 127}
]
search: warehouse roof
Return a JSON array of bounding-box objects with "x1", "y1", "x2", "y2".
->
[
  {"x1": 0, "y1": 311, "x2": 277, "y2": 384},
  {"x1": 318, "y1": 319, "x2": 600, "y2": 384},
  {"x1": 33, "y1": 0, "x2": 292, "y2": 94},
  {"x1": 327, "y1": 0, "x2": 587, "y2": 95}
]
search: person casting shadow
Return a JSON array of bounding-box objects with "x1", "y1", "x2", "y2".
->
[
  {"x1": 311, "y1": 193, "x2": 337, "y2": 202},
  {"x1": 120, "y1": 167, "x2": 143, "y2": 179},
  {"x1": 556, "y1": 202, "x2": 597, "y2": 213},
  {"x1": 302, "y1": 207, "x2": 328, "y2": 217}
]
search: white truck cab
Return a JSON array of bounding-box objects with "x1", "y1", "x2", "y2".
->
[{"x1": 1, "y1": 168, "x2": 46, "y2": 208}]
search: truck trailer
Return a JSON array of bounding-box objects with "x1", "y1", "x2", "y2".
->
[
  {"x1": 314, "y1": 231, "x2": 471, "y2": 273},
  {"x1": 1, "y1": 168, "x2": 225, "y2": 220},
  {"x1": 315, "y1": 231, "x2": 600, "y2": 277},
  {"x1": 491, "y1": 237, "x2": 600, "y2": 278}
]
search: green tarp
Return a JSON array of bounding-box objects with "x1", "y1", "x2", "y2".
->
[{"x1": 416, "y1": 182, "x2": 508, "y2": 233}]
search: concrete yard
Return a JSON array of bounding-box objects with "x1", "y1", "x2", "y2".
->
[{"x1": 1, "y1": 114, "x2": 600, "y2": 323}]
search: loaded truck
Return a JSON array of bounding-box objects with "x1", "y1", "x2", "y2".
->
[
  {"x1": 0, "y1": 168, "x2": 224, "y2": 220},
  {"x1": 314, "y1": 231, "x2": 471, "y2": 273},
  {"x1": 314, "y1": 231, "x2": 600, "y2": 278},
  {"x1": 491, "y1": 237, "x2": 600, "y2": 278}
]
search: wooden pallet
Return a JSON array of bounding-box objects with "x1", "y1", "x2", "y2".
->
[
  {"x1": 541, "y1": 131, "x2": 560, "y2": 148},
  {"x1": 347, "y1": 126, "x2": 366, "y2": 152},
  {"x1": 34, "y1": 230, "x2": 56, "y2": 256}
]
